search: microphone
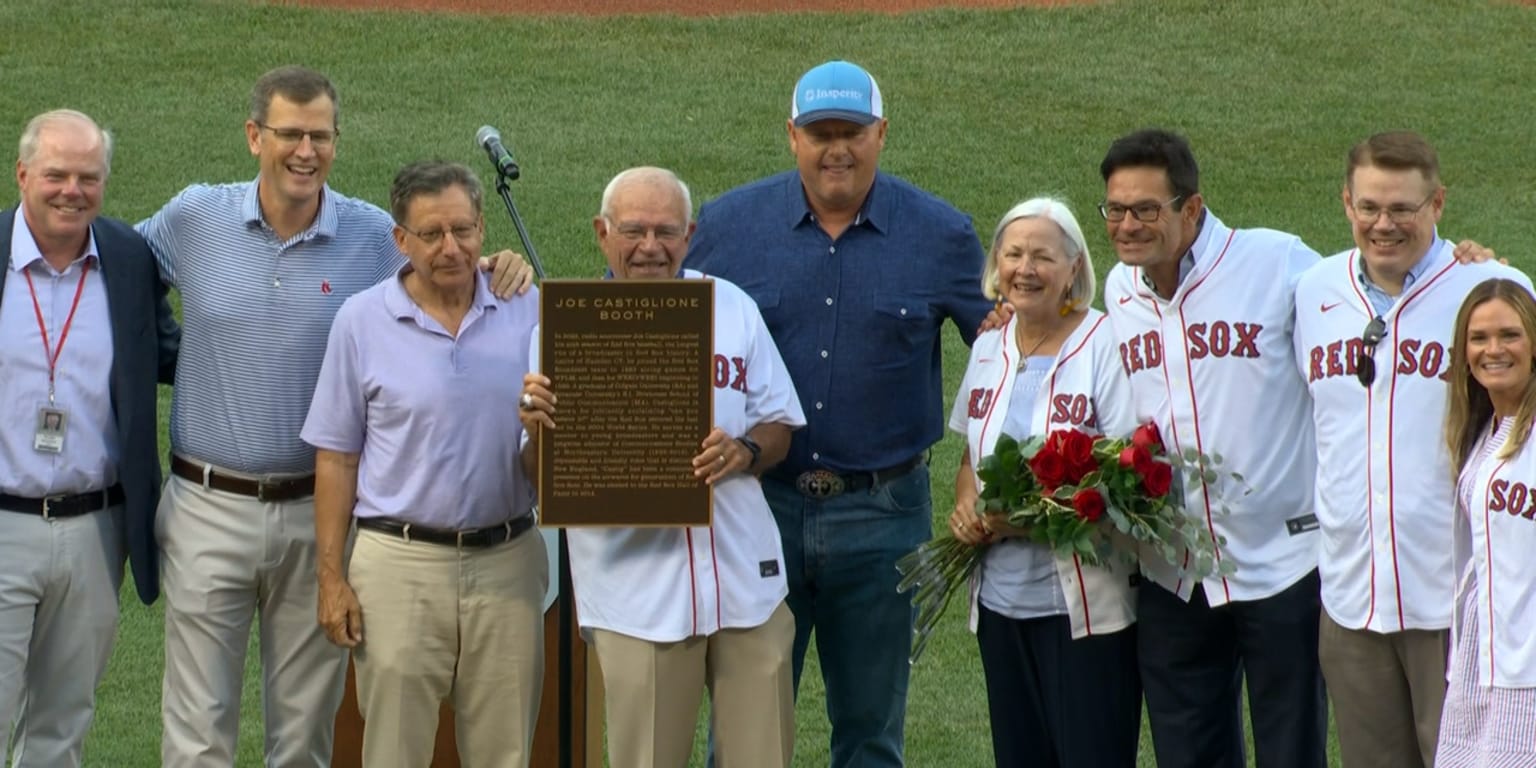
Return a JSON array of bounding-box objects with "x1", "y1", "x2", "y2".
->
[{"x1": 475, "y1": 125, "x2": 520, "y2": 180}]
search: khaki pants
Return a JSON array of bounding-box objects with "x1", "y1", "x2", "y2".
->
[
  {"x1": 350, "y1": 525, "x2": 547, "y2": 768},
  {"x1": 1319, "y1": 611, "x2": 1448, "y2": 768},
  {"x1": 591, "y1": 601, "x2": 795, "y2": 768},
  {"x1": 157, "y1": 474, "x2": 347, "y2": 768},
  {"x1": 0, "y1": 507, "x2": 122, "y2": 768}
]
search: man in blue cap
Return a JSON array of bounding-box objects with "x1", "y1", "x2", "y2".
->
[{"x1": 686, "y1": 60, "x2": 991, "y2": 766}]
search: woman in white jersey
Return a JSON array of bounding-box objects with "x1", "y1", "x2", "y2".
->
[
  {"x1": 1438, "y1": 277, "x2": 1536, "y2": 766},
  {"x1": 947, "y1": 198, "x2": 1139, "y2": 767}
]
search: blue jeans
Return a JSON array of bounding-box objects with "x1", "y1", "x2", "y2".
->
[{"x1": 763, "y1": 466, "x2": 932, "y2": 767}]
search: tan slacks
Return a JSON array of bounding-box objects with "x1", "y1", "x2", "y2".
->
[
  {"x1": 1319, "y1": 610, "x2": 1449, "y2": 768},
  {"x1": 157, "y1": 474, "x2": 347, "y2": 768},
  {"x1": 590, "y1": 601, "x2": 795, "y2": 768},
  {"x1": 0, "y1": 506, "x2": 122, "y2": 768},
  {"x1": 350, "y1": 524, "x2": 548, "y2": 768}
]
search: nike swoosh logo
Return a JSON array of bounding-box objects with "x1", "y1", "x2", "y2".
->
[
  {"x1": 1321, "y1": 302, "x2": 1342, "y2": 312},
  {"x1": 1118, "y1": 296, "x2": 1134, "y2": 305}
]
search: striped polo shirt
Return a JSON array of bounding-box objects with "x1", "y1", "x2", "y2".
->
[{"x1": 137, "y1": 180, "x2": 403, "y2": 474}]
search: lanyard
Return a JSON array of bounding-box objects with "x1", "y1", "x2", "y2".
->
[{"x1": 23, "y1": 260, "x2": 91, "y2": 403}]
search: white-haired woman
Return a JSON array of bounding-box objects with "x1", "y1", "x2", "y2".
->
[{"x1": 946, "y1": 197, "x2": 1140, "y2": 767}]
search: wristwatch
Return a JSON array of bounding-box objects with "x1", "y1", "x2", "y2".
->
[{"x1": 735, "y1": 436, "x2": 762, "y2": 469}]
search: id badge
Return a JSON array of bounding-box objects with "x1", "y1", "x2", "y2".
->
[{"x1": 34, "y1": 405, "x2": 67, "y2": 454}]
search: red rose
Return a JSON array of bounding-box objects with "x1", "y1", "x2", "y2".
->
[
  {"x1": 1118, "y1": 444, "x2": 1155, "y2": 477},
  {"x1": 1029, "y1": 448, "x2": 1070, "y2": 493},
  {"x1": 1142, "y1": 460, "x2": 1173, "y2": 498},
  {"x1": 1058, "y1": 430, "x2": 1098, "y2": 484},
  {"x1": 1132, "y1": 422, "x2": 1164, "y2": 453},
  {"x1": 1071, "y1": 487, "x2": 1106, "y2": 522}
]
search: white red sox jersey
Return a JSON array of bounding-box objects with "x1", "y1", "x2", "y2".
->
[
  {"x1": 526, "y1": 271, "x2": 806, "y2": 643},
  {"x1": 1295, "y1": 239, "x2": 1529, "y2": 633},
  {"x1": 1453, "y1": 416, "x2": 1536, "y2": 688},
  {"x1": 1105, "y1": 210, "x2": 1320, "y2": 606},
  {"x1": 948, "y1": 309, "x2": 1138, "y2": 638}
]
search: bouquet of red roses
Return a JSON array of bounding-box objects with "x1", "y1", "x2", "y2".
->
[{"x1": 897, "y1": 421, "x2": 1236, "y2": 662}]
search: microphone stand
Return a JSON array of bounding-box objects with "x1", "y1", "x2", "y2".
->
[{"x1": 492, "y1": 164, "x2": 569, "y2": 768}]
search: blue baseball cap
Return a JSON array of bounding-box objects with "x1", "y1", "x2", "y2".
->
[{"x1": 790, "y1": 61, "x2": 884, "y2": 127}]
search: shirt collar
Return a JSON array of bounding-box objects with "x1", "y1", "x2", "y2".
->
[
  {"x1": 242, "y1": 179, "x2": 340, "y2": 239},
  {"x1": 10, "y1": 203, "x2": 100, "y2": 273},
  {"x1": 383, "y1": 265, "x2": 496, "y2": 322},
  {"x1": 785, "y1": 171, "x2": 887, "y2": 234},
  {"x1": 1356, "y1": 233, "x2": 1445, "y2": 295}
]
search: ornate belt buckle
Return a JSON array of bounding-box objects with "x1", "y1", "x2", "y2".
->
[{"x1": 796, "y1": 470, "x2": 845, "y2": 499}]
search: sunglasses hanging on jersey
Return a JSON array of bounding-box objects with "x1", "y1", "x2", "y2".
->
[{"x1": 1357, "y1": 316, "x2": 1386, "y2": 387}]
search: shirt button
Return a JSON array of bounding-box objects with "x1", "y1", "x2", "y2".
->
[
  {"x1": 812, "y1": 451, "x2": 820, "y2": 460},
  {"x1": 820, "y1": 350, "x2": 828, "y2": 358},
  {"x1": 899, "y1": 308, "x2": 907, "y2": 316},
  {"x1": 815, "y1": 402, "x2": 824, "y2": 410},
  {"x1": 273, "y1": 278, "x2": 281, "y2": 287},
  {"x1": 825, "y1": 297, "x2": 833, "y2": 306},
  {"x1": 829, "y1": 246, "x2": 836, "y2": 254}
]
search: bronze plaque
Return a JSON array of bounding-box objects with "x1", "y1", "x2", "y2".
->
[{"x1": 536, "y1": 279, "x2": 713, "y2": 527}]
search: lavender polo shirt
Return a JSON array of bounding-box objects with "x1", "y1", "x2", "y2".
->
[{"x1": 301, "y1": 269, "x2": 538, "y2": 530}]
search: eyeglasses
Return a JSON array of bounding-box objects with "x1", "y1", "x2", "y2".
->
[
  {"x1": 613, "y1": 223, "x2": 687, "y2": 243},
  {"x1": 1350, "y1": 190, "x2": 1437, "y2": 224},
  {"x1": 1099, "y1": 196, "x2": 1184, "y2": 223},
  {"x1": 400, "y1": 223, "x2": 482, "y2": 246},
  {"x1": 256, "y1": 123, "x2": 338, "y2": 147},
  {"x1": 1357, "y1": 315, "x2": 1386, "y2": 387}
]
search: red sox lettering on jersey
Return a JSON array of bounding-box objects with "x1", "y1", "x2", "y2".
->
[
  {"x1": 1306, "y1": 337, "x2": 1450, "y2": 383},
  {"x1": 1119, "y1": 321, "x2": 1264, "y2": 375},
  {"x1": 966, "y1": 386, "x2": 1098, "y2": 430},
  {"x1": 1488, "y1": 478, "x2": 1536, "y2": 521},
  {"x1": 1104, "y1": 212, "x2": 1321, "y2": 607},
  {"x1": 1294, "y1": 243, "x2": 1532, "y2": 634},
  {"x1": 712, "y1": 355, "x2": 748, "y2": 392}
]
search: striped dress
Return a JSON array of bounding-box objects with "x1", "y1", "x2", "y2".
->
[{"x1": 1436, "y1": 417, "x2": 1536, "y2": 767}]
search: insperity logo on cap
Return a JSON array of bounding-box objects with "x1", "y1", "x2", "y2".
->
[{"x1": 790, "y1": 60, "x2": 884, "y2": 127}]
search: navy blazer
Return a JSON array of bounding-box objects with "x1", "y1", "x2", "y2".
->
[{"x1": 0, "y1": 208, "x2": 179, "y2": 604}]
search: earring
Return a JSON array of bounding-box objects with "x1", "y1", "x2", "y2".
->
[{"x1": 1059, "y1": 296, "x2": 1075, "y2": 317}]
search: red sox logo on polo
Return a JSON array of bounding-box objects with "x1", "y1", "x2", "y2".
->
[
  {"x1": 1489, "y1": 478, "x2": 1536, "y2": 520},
  {"x1": 1305, "y1": 338, "x2": 1451, "y2": 382},
  {"x1": 711, "y1": 354, "x2": 748, "y2": 392},
  {"x1": 1117, "y1": 321, "x2": 1265, "y2": 375}
]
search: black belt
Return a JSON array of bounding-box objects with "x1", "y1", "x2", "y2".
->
[
  {"x1": 357, "y1": 515, "x2": 534, "y2": 549},
  {"x1": 771, "y1": 455, "x2": 926, "y2": 499},
  {"x1": 0, "y1": 484, "x2": 125, "y2": 519}
]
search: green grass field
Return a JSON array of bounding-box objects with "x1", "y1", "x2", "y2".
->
[{"x1": 5, "y1": 0, "x2": 1536, "y2": 764}]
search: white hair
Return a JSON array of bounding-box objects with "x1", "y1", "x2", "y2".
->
[
  {"x1": 981, "y1": 196, "x2": 1096, "y2": 307},
  {"x1": 598, "y1": 166, "x2": 692, "y2": 225},
  {"x1": 18, "y1": 109, "x2": 113, "y2": 177}
]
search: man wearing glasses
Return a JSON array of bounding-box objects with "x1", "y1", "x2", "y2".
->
[
  {"x1": 1099, "y1": 127, "x2": 1329, "y2": 768},
  {"x1": 137, "y1": 67, "x2": 531, "y2": 767},
  {"x1": 304, "y1": 161, "x2": 545, "y2": 768},
  {"x1": 1293, "y1": 131, "x2": 1527, "y2": 768}
]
